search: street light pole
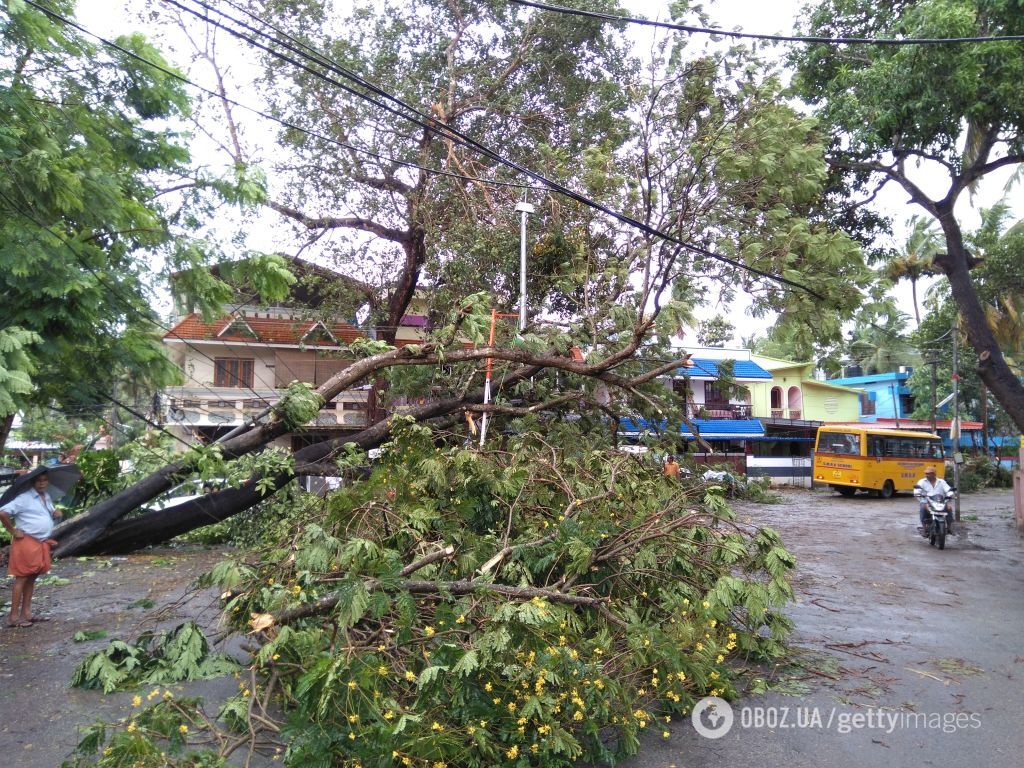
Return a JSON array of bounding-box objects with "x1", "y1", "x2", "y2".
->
[{"x1": 514, "y1": 201, "x2": 534, "y2": 332}]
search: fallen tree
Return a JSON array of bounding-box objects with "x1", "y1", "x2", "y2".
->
[{"x1": 66, "y1": 427, "x2": 797, "y2": 768}]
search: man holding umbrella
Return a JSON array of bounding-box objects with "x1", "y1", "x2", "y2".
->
[{"x1": 0, "y1": 465, "x2": 80, "y2": 628}]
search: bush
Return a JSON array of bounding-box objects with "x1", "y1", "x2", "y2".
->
[
  {"x1": 66, "y1": 424, "x2": 796, "y2": 768},
  {"x1": 954, "y1": 456, "x2": 1013, "y2": 492}
]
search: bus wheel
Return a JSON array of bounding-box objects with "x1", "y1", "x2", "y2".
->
[
  {"x1": 835, "y1": 486, "x2": 856, "y2": 497},
  {"x1": 879, "y1": 480, "x2": 895, "y2": 499}
]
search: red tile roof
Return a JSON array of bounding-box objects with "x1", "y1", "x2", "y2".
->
[{"x1": 164, "y1": 313, "x2": 365, "y2": 346}]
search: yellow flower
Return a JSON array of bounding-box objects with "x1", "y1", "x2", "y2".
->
[
  {"x1": 710, "y1": 671, "x2": 719, "y2": 680},
  {"x1": 378, "y1": 665, "x2": 388, "y2": 675},
  {"x1": 405, "y1": 670, "x2": 416, "y2": 681},
  {"x1": 709, "y1": 619, "x2": 717, "y2": 628},
  {"x1": 178, "y1": 724, "x2": 188, "y2": 734},
  {"x1": 147, "y1": 688, "x2": 160, "y2": 700},
  {"x1": 468, "y1": 726, "x2": 476, "y2": 735},
  {"x1": 728, "y1": 632, "x2": 737, "y2": 640},
  {"x1": 507, "y1": 702, "x2": 517, "y2": 713},
  {"x1": 484, "y1": 682, "x2": 493, "y2": 692},
  {"x1": 716, "y1": 654, "x2": 725, "y2": 663},
  {"x1": 348, "y1": 732, "x2": 356, "y2": 740},
  {"x1": 272, "y1": 654, "x2": 280, "y2": 661},
  {"x1": 431, "y1": 721, "x2": 444, "y2": 732},
  {"x1": 384, "y1": 710, "x2": 394, "y2": 721},
  {"x1": 702, "y1": 601, "x2": 710, "y2": 609},
  {"x1": 402, "y1": 758, "x2": 411, "y2": 766},
  {"x1": 127, "y1": 722, "x2": 137, "y2": 733},
  {"x1": 479, "y1": 720, "x2": 488, "y2": 727},
  {"x1": 424, "y1": 626, "x2": 435, "y2": 636},
  {"x1": 456, "y1": 614, "x2": 466, "y2": 624},
  {"x1": 433, "y1": 762, "x2": 447, "y2": 768},
  {"x1": 531, "y1": 744, "x2": 539, "y2": 753},
  {"x1": 347, "y1": 681, "x2": 357, "y2": 690},
  {"x1": 695, "y1": 642, "x2": 704, "y2": 652},
  {"x1": 163, "y1": 690, "x2": 174, "y2": 699},
  {"x1": 573, "y1": 710, "x2": 584, "y2": 721},
  {"x1": 662, "y1": 730, "x2": 670, "y2": 738},
  {"x1": 347, "y1": 714, "x2": 359, "y2": 723},
  {"x1": 291, "y1": 585, "x2": 301, "y2": 595},
  {"x1": 506, "y1": 745, "x2": 519, "y2": 759},
  {"x1": 131, "y1": 695, "x2": 142, "y2": 707}
]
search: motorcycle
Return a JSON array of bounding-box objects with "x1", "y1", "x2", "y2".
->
[{"x1": 914, "y1": 487, "x2": 956, "y2": 550}]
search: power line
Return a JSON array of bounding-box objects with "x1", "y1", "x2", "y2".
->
[
  {"x1": 18, "y1": 0, "x2": 538, "y2": 191},
  {"x1": 164, "y1": 0, "x2": 829, "y2": 302},
  {"x1": 509, "y1": 0, "x2": 1024, "y2": 46}
]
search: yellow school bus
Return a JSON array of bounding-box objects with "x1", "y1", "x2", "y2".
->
[{"x1": 813, "y1": 426, "x2": 943, "y2": 498}]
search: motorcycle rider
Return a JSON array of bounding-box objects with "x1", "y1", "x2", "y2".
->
[{"x1": 916, "y1": 467, "x2": 952, "y2": 536}]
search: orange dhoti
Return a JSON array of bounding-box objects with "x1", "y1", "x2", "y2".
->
[{"x1": 7, "y1": 535, "x2": 52, "y2": 577}]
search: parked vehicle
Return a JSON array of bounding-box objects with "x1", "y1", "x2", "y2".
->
[
  {"x1": 146, "y1": 479, "x2": 224, "y2": 512},
  {"x1": 813, "y1": 426, "x2": 943, "y2": 498},
  {"x1": 914, "y1": 486, "x2": 956, "y2": 550}
]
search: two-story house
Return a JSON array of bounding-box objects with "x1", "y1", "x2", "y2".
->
[{"x1": 159, "y1": 257, "x2": 390, "y2": 453}]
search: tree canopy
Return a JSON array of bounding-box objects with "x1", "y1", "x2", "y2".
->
[{"x1": 791, "y1": 0, "x2": 1024, "y2": 429}]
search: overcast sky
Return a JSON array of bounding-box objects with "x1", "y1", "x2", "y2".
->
[{"x1": 74, "y1": 0, "x2": 1022, "y2": 347}]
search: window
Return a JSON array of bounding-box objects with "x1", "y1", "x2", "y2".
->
[
  {"x1": 214, "y1": 358, "x2": 254, "y2": 388},
  {"x1": 704, "y1": 380, "x2": 730, "y2": 405},
  {"x1": 819, "y1": 431, "x2": 861, "y2": 455},
  {"x1": 860, "y1": 392, "x2": 876, "y2": 416}
]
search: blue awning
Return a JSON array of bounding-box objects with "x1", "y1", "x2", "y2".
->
[{"x1": 621, "y1": 417, "x2": 765, "y2": 440}]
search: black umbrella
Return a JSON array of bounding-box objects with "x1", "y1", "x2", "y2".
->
[{"x1": 0, "y1": 464, "x2": 82, "y2": 508}]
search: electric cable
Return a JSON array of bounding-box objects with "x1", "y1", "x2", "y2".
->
[
  {"x1": 164, "y1": 0, "x2": 830, "y2": 301},
  {"x1": 509, "y1": 0, "x2": 1024, "y2": 46}
]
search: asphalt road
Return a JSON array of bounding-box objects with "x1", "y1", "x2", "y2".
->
[{"x1": 619, "y1": 487, "x2": 1024, "y2": 768}]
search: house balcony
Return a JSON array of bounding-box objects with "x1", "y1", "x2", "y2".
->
[
  {"x1": 161, "y1": 386, "x2": 370, "y2": 430},
  {"x1": 687, "y1": 403, "x2": 752, "y2": 420},
  {"x1": 769, "y1": 408, "x2": 802, "y2": 420}
]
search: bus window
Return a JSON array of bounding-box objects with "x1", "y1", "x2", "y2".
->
[
  {"x1": 820, "y1": 432, "x2": 861, "y2": 455},
  {"x1": 868, "y1": 436, "x2": 885, "y2": 457}
]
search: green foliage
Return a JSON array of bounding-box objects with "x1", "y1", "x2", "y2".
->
[
  {"x1": 71, "y1": 621, "x2": 239, "y2": 694},
  {"x1": 66, "y1": 696, "x2": 225, "y2": 768},
  {"x1": 77, "y1": 427, "x2": 796, "y2": 767},
  {"x1": 0, "y1": 2, "x2": 195, "y2": 416},
  {"x1": 955, "y1": 456, "x2": 1013, "y2": 492},
  {"x1": 272, "y1": 382, "x2": 325, "y2": 431},
  {"x1": 0, "y1": 325, "x2": 38, "y2": 415}
]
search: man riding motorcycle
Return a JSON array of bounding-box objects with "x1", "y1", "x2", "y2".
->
[{"x1": 915, "y1": 467, "x2": 952, "y2": 536}]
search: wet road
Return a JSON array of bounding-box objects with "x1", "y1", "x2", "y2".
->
[{"x1": 620, "y1": 487, "x2": 1024, "y2": 768}]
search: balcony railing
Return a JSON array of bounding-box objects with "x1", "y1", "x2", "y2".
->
[
  {"x1": 162, "y1": 387, "x2": 370, "y2": 430},
  {"x1": 688, "y1": 403, "x2": 752, "y2": 420},
  {"x1": 770, "y1": 408, "x2": 802, "y2": 420}
]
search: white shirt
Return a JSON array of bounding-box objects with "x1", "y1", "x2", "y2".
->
[
  {"x1": 915, "y1": 476, "x2": 951, "y2": 499},
  {"x1": 1, "y1": 488, "x2": 57, "y2": 539}
]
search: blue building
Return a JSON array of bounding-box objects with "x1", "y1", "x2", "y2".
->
[{"x1": 827, "y1": 370, "x2": 914, "y2": 421}]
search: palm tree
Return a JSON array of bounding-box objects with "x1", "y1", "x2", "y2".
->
[{"x1": 884, "y1": 216, "x2": 941, "y2": 326}]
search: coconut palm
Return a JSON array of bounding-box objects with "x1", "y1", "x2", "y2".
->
[{"x1": 884, "y1": 216, "x2": 941, "y2": 326}]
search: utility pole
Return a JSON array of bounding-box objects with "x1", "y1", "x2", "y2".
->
[
  {"x1": 514, "y1": 201, "x2": 534, "y2": 332},
  {"x1": 951, "y1": 325, "x2": 961, "y2": 522},
  {"x1": 925, "y1": 350, "x2": 939, "y2": 433}
]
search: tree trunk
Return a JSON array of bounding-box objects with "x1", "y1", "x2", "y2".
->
[
  {"x1": 934, "y1": 210, "x2": 1024, "y2": 431},
  {"x1": 0, "y1": 413, "x2": 14, "y2": 455},
  {"x1": 54, "y1": 386, "x2": 497, "y2": 556}
]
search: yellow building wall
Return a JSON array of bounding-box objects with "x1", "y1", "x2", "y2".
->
[{"x1": 748, "y1": 359, "x2": 861, "y2": 422}]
